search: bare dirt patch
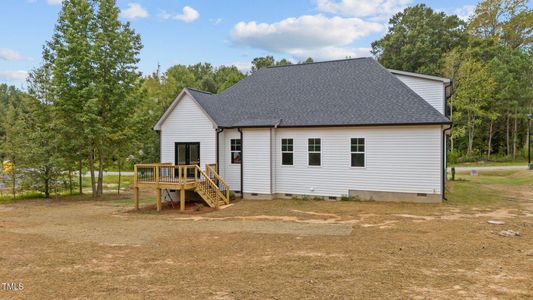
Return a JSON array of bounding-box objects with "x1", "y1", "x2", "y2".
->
[{"x1": 0, "y1": 186, "x2": 532, "y2": 299}]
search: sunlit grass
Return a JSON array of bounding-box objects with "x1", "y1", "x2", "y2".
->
[
  {"x1": 81, "y1": 175, "x2": 133, "y2": 188},
  {"x1": 447, "y1": 169, "x2": 532, "y2": 205},
  {"x1": 450, "y1": 160, "x2": 527, "y2": 167}
]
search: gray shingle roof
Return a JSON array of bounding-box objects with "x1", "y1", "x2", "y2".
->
[{"x1": 187, "y1": 58, "x2": 450, "y2": 128}]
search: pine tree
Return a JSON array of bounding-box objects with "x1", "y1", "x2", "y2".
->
[{"x1": 89, "y1": 0, "x2": 142, "y2": 197}]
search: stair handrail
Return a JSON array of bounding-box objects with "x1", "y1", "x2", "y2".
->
[
  {"x1": 194, "y1": 165, "x2": 228, "y2": 208},
  {"x1": 205, "y1": 164, "x2": 230, "y2": 204}
]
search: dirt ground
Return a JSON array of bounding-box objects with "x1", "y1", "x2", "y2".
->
[{"x1": 0, "y1": 172, "x2": 532, "y2": 299}]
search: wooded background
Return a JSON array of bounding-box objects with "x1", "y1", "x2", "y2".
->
[{"x1": 0, "y1": 0, "x2": 532, "y2": 199}]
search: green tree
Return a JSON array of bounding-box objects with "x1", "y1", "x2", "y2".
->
[
  {"x1": 469, "y1": 0, "x2": 532, "y2": 49},
  {"x1": 214, "y1": 65, "x2": 245, "y2": 93},
  {"x1": 452, "y1": 58, "x2": 496, "y2": 155},
  {"x1": 44, "y1": 0, "x2": 95, "y2": 195},
  {"x1": 371, "y1": 4, "x2": 468, "y2": 75},
  {"x1": 251, "y1": 56, "x2": 276, "y2": 72},
  {"x1": 24, "y1": 65, "x2": 66, "y2": 198},
  {"x1": 1, "y1": 101, "x2": 25, "y2": 199},
  {"x1": 89, "y1": 0, "x2": 142, "y2": 197}
]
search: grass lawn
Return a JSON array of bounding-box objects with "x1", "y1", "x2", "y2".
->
[
  {"x1": 0, "y1": 170, "x2": 532, "y2": 299},
  {"x1": 81, "y1": 175, "x2": 134, "y2": 189},
  {"x1": 450, "y1": 159, "x2": 528, "y2": 167},
  {"x1": 447, "y1": 169, "x2": 533, "y2": 205}
]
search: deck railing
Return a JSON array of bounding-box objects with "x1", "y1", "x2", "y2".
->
[
  {"x1": 134, "y1": 163, "x2": 203, "y2": 185},
  {"x1": 206, "y1": 164, "x2": 230, "y2": 204},
  {"x1": 133, "y1": 163, "x2": 230, "y2": 209}
]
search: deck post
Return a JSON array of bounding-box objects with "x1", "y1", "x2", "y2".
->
[
  {"x1": 180, "y1": 188, "x2": 185, "y2": 211},
  {"x1": 156, "y1": 188, "x2": 161, "y2": 212},
  {"x1": 135, "y1": 187, "x2": 139, "y2": 210},
  {"x1": 134, "y1": 165, "x2": 139, "y2": 210}
]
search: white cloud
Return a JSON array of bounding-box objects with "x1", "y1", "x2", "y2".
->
[
  {"x1": 174, "y1": 6, "x2": 199, "y2": 23},
  {"x1": 0, "y1": 71, "x2": 29, "y2": 81},
  {"x1": 47, "y1": 0, "x2": 63, "y2": 4},
  {"x1": 0, "y1": 48, "x2": 31, "y2": 61},
  {"x1": 210, "y1": 18, "x2": 223, "y2": 25},
  {"x1": 158, "y1": 6, "x2": 199, "y2": 23},
  {"x1": 230, "y1": 15, "x2": 382, "y2": 60},
  {"x1": 120, "y1": 3, "x2": 149, "y2": 20},
  {"x1": 316, "y1": 0, "x2": 412, "y2": 19},
  {"x1": 228, "y1": 61, "x2": 253, "y2": 73},
  {"x1": 158, "y1": 9, "x2": 172, "y2": 20},
  {"x1": 454, "y1": 5, "x2": 476, "y2": 21},
  {"x1": 288, "y1": 47, "x2": 373, "y2": 60}
]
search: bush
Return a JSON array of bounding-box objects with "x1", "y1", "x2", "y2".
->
[{"x1": 340, "y1": 194, "x2": 362, "y2": 201}]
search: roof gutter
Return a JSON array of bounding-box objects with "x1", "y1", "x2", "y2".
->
[
  {"x1": 442, "y1": 124, "x2": 453, "y2": 201},
  {"x1": 237, "y1": 128, "x2": 243, "y2": 195},
  {"x1": 216, "y1": 128, "x2": 224, "y2": 172},
  {"x1": 219, "y1": 121, "x2": 451, "y2": 130}
]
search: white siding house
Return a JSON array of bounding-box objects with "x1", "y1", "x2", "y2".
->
[
  {"x1": 272, "y1": 126, "x2": 443, "y2": 197},
  {"x1": 159, "y1": 91, "x2": 217, "y2": 167},
  {"x1": 154, "y1": 58, "x2": 451, "y2": 203}
]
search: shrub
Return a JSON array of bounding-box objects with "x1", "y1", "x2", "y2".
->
[{"x1": 340, "y1": 194, "x2": 362, "y2": 201}]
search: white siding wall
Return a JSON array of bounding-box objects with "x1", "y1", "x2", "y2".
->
[
  {"x1": 273, "y1": 126, "x2": 442, "y2": 197},
  {"x1": 243, "y1": 128, "x2": 271, "y2": 194},
  {"x1": 160, "y1": 94, "x2": 216, "y2": 167},
  {"x1": 394, "y1": 74, "x2": 445, "y2": 114},
  {"x1": 221, "y1": 129, "x2": 241, "y2": 191}
]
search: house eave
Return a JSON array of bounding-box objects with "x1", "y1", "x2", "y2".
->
[
  {"x1": 220, "y1": 121, "x2": 452, "y2": 129},
  {"x1": 388, "y1": 69, "x2": 451, "y2": 83}
]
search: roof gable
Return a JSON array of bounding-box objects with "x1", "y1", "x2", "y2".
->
[{"x1": 153, "y1": 88, "x2": 217, "y2": 131}]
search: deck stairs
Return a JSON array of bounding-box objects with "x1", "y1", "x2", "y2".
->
[{"x1": 134, "y1": 163, "x2": 230, "y2": 210}]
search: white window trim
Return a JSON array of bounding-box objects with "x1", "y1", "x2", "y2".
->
[
  {"x1": 230, "y1": 138, "x2": 241, "y2": 165},
  {"x1": 307, "y1": 138, "x2": 322, "y2": 167},
  {"x1": 350, "y1": 137, "x2": 366, "y2": 169},
  {"x1": 281, "y1": 138, "x2": 294, "y2": 166}
]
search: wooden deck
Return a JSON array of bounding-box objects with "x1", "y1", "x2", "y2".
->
[{"x1": 134, "y1": 163, "x2": 230, "y2": 211}]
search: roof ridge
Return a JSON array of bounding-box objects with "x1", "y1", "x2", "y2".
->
[
  {"x1": 186, "y1": 87, "x2": 213, "y2": 95},
  {"x1": 265, "y1": 57, "x2": 373, "y2": 69}
]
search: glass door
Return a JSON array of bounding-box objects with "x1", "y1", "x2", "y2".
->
[{"x1": 175, "y1": 142, "x2": 200, "y2": 178}]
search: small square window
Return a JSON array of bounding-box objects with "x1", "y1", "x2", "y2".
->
[
  {"x1": 282, "y1": 153, "x2": 293, "y2": 165},
  {"x1": 281, "y1": 139, "x2": 294, "y2": 165},
  {"x1": 351, "y1": 138, "x2": 365, "y2": 167},
  {"x1": 309, "y1": 153, "x2": 321, "y2": 166},
  {"x1": 231, "y1": 139, "x2": 241, "y2": 164},
  {"x1": 308, "y1": 138, "x2": 321, "y2": 166}
]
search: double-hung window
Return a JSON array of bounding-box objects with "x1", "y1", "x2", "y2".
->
[
  {"x1": 308, "y1": 138, "x2": 321, "y2": 166},
  {"x1": 281, "y1": 139, "x2": 293, "y2": 165},
  {"x1": 351, "y1": 138, "x2": 365, "y2": 167},
  {"x1": 231, "y1": 139, "x2": 242, "y2": 164}
]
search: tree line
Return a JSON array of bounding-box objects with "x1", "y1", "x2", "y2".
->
[
  {"x1": 372, "y1": 0, "x2": 533, "y2": 162},
  {"x1": 1, "y1": 0, "x2": 532, "y2": 199}
]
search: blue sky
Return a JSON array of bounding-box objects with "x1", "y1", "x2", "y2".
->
[{"x1": 1, "y1": 0, "x2": 479, "y2": 87}]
